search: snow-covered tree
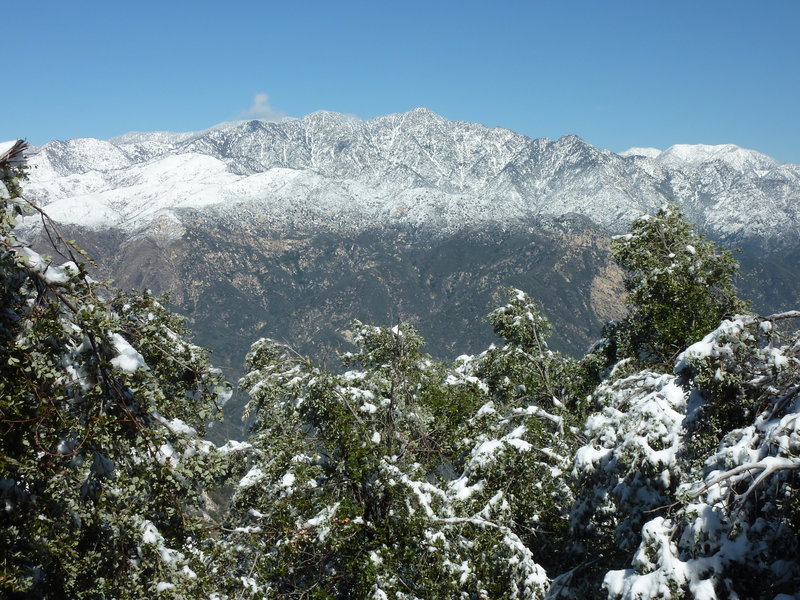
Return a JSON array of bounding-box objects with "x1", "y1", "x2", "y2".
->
[
  {"x1": 0, "y1": 142, "x2": 229, "y2": 598},
  {"x1": 227, "y1": 321, "x2": 549, "y2": 599},
  {"x1": 603, "y1": 313, "x2": 800, "y2": 599},
  {"x1": 566, "y1": 205, "x2": 800, "y2": 598},
  {"x1": 448, "y1": 289, "x2": 596, "y2": 578},
  {"x1": 607, "y1": 204, "x2": 747, "y2": 366},
  {"x1": 568, "y1": 364, "x2": 690, "y2": 597}
]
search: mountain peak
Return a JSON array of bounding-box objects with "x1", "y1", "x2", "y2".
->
[
  {"x1": 556, "y1": 134, "x2": 591, "y2": 146},
  {"x1": 406, "y1": 107, "x2": 438, "y2": 116},
  {"x1": 397, "y1": 107, "x2": 448, "y2": 123},
  {"x1": 619, "y1": 147, "x2": 662, "y2": 159},
  {"x1": 302, "y1": 110, "x2": 361, "y2": 123}
]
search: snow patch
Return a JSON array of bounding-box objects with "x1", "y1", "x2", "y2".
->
[{"x1": 109, "y1": 333, "x2": 147, "y2": 373}]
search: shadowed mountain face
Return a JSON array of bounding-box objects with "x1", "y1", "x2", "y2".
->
[
  {"x1": 20, "y1": 109, "x2": 800, "y2": 377},
  {"x1": 42, "y1": 217, "x2": 626, "y2": 371}
]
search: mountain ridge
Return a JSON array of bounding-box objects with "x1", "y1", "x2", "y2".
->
[
  {"x1": 22, "y1": 108, "x2": 800, "y2": 242},
  {"x1": 16, "y1": 109, "x2": 800, "y2": 387}
]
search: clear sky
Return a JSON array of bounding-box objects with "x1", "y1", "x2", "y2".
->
[{"x1": 6, "y1": 1, "x2": 799, "y2": 162}]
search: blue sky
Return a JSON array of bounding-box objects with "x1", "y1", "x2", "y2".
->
[{"x1": 6, "y1": 1, "x2": 799, "y2": 162}]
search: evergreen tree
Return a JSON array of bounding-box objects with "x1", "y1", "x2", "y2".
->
[
  {"x1": 600, "y1": 313, "x2": 800, "y2": 599},
  {"x1": 607, "y1": 204, "x2": 747, "y2": 366},
  {"x1": 451, "y1": 289, "x2": 595, "y2": 576},
  {"x1": 0, "y1": 142, "x2": 229, "y2": 598},
  {"x1": 226, "y1": 322, "x2": 549, "y2": 599},
  {"x1": 569, "y1": 207, "x2": 799, "y2": 599}
]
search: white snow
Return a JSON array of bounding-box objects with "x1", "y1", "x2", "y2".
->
[
  {"x1": 152, "y1": 414, "x2": 197, "y2": 437},
  {"x1": 619, "y1": 147, "x2": 662, "y2": 159},
  {"x1": 359, "y1": 401, "x2": 378, "y2": 414},
  {"x1": 449, "y1": 477, "x2": 485, "y2": 500},
  {"x1": 573, "y1": 446, "x2": 612, "y2": 473},
  {"x1": 216, "y1": 440, "x2": 253, "y2": 454},
  {"x1": 656, "y1": 143, "x2": 778, "y2": 171},
  {"x1": 20, "y1": 110, "x2": 800, "y2": 242},
  {"x1": 108, "y1": 332, "x2": 148, "y2": 373},
  {"x1": 141, "y1": 520, "x2": 162, "y2": 545},
  {"x1": 158, "y1": 443, "x2": 177, "y2": 465},
  {"x1": 469, "y1": 425, "x2": 532, "y2": 468},
  {"x1": 0, "y1": 140, "x2": 19, "y2": 158},
  {"x1": 15, "y1": 247, "x2": 80, "y2": 285},
  {"x1": 238, "y1": 466, "x2": 266, "y2": 489},
  {"x1": 675, "y1": 317, "x2": 753, "y2": 372}
]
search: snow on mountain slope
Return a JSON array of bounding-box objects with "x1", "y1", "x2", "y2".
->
[
  {"x1": 32, "y1": 153, "x2": 238, "y2": 229},
  {"x1": 620, "y1": 144, "x2": 780, "y2": 172},
  {"x1": 656, "y1": 143, "x2": 779, "y2": 171},
  {"x1": 32, "y1": 138, "x2": 132, "y2": 179},
  {"x1": 22, "y1": 109, "x2": 800, "y2": 240},
  {"x1": 619, "y1": 147, "x2": 662, "y2": 159}
]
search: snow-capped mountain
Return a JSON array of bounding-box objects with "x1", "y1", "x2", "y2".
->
[
  {"x1": 619, "y1": 143, "x2": 781, "y2": 171},
  {"x1": 17, "y1": 109, "x2": 800, "y2": 378},
  {"x1": 23, "y1": 108, "x2": 800, "y2": 241}
]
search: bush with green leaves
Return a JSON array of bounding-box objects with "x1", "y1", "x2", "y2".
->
[
  {"x1": 226, "y1": 321, "x2": 549, "y2": 599},
  {"x1": 562, "y1": 203, "x2": 796, "y2": 597},
  {"x1": 603, "y1": 313, "x2": 800, "y2": 599},
  {"x1": 447, "y1": 289, "x2": 597, "y2": 575},
  {"x1": 567, "y1": 312, "x2": 800, "y2": 599},
  {"x1": 567, "y1": 367, "x2": 689, "y2": 597},
  {"x1": 0, "y1": 143, "x2": 229, "y2": 599},
  {"x1": 608, "y1": 204, "x2": 748, "y2": 366}
]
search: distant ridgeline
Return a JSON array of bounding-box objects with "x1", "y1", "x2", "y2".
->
[{"x1": 4, "y1": 136, "x2": 800, "y2": 598}]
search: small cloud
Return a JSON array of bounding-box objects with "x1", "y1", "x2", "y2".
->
[{"x1": 240, "y1": 92, "x2": 286, "y2": 121}]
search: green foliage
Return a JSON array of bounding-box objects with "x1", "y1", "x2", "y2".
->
[
  {"x1": 598, "y1": 314, "x2": 800, "y2": 600},
  {"x1": 0, "y1": 146, "x2": 228, "y2": 598},
  {"x1": 481, "y1": 289, "x2": 597, "y2": 416},
  {"x1": 609, "y1": 204, "x2": 748, "y2": 365},
  {"x1": 677, "y1": 313, "x2": 800, "y2": 462},
  {"x1": 228, "y1": 321, "x2": 549, "y2": 599},
  {"x1": 460, "y1": 290, "x2": 597, "y2": 572}
]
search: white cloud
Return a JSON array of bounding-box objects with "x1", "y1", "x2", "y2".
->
[{"x1": 240, "y1": 92, "x2": 286, "y2": 121}]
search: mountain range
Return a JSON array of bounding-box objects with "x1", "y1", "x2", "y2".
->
[
  {"x1": 24, "y1": 108, "x2": 800, "y2": 241},
  {"x1": 19, "y1": 109, "x2": 800, "y2": 393}
]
